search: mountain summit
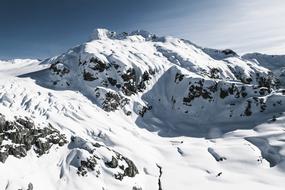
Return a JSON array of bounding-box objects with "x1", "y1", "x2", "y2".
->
[{"x1": 1, "y1": 29, "x2": 285, "y2": 190}]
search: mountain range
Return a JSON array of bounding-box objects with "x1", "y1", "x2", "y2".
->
[{"x1": 0, "y1": 29, "x2": 285, "y2": 190}]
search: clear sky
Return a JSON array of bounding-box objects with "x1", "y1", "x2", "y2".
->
[{"x1": 0, "y1": 0, "x2": 284, "y2": 59}]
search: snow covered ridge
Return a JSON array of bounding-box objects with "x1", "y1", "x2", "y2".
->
[
  {"x1": 89, "y1": 28, "x2": 159, "y2": 41},
  {"x1": 28, "y1": 28, "x2": 283, "y2": 122},
  {"x1": 0, "y1": 59, "x2": 45, "y2": 77},
  {"x1": 242, "y1": 53, "x2": 285, "y2": 87},
  {"x1": 0, "y1": 28, "x2": 285, "y2": 189}
]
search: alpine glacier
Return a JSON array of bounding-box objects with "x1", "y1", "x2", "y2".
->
[{"x1": 1, "y1": 29, "x2": 285, "y2": 190}]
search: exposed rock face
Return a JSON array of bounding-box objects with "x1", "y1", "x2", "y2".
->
[
  {"x1": 138, "y1": 105, "x2": 152, "y2": 117},
  {"x1": 83, "y1": 70, "x2": 97, "y2": 81},
  {"x1": 242, "y1": 53, "x2": 285, "y2": 88},
  {"x1": 46, "y1": 52, "x2": 154, "y2": 115},
  {"x1": 29, "y1": 28, "x2": 284, "y2": 127},
  {"x1": 175, "y1": 72, "x2": 184, "y2": 83},
  {"x1": 2, "y1": 29, "x2": 285, "y2": 190},
  {"x1": 203, "y1": 48, "x2": 238, "y2": 60},
  {"x1": 112, "y1": 152, "x2": 139, "y2": 180},
  {"x1": 77, "y1": 156, "x2": 99, "y2": 177},
  {"x1": 181, "y1": 77, "x2": 276, "y2": 116},
  {"x1": 95, "y1": 89, "x2": 131, "y2": 113},
  {"x1": 209, "y1": 68, "x2": 220, "y2": 79},
  {"x1": 89, "y1": 57, "x2": 109, "y2": 72},
  {"x1": 102, "y1": 92, "x2": 122, "y2": 111},
  {"x1": 222, "y1": 49, "x2": 238, "y2": 56},
  {"x1": 183, "y1": 79, "x2": 213, "y2": 105},
  {"x1": 68, "y1": 136, "x2": 139, "y2": 180},
  {"x1": 50, "y1": 61, "x2": 70, "y2": 77},
  {"x1": 121, "y1": 69, "x2": 152, "y2": 96},
  {"x1": 105, "y1": 156, "x2": 118, "y2": 168},
  {"x1": 27, "y1": 183, "x2": 33, "y2": 190},
  {"x1": 0, "y1": 114, "x2": 67, "y2": 163},
  {"x1": 39, "y1": 30, "x2": 282, "y2": 123}
]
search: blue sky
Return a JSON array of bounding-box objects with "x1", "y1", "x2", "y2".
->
[{"x1": 0, "y1": 0, "x2": 284, "y2": 59}]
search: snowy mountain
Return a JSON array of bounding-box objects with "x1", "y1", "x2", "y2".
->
[
  {"x1": 242, "y1": 53, "x2": 285, "y2": 87},
  {"x1": 1, "y1": 29, "x2": 285, "y2": 190}
]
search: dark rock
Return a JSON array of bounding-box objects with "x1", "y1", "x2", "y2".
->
[
  {"x1": 105, "y1": 156, "x2": 118, "y2": 168},
  {"x1": 142, "y1": 71, "x2": 151, "y2": 81},
  {"x1": 220, "y1": 88, "x2": 229, "y2": 99},
  {"x1": 183, "y1": 79, "x2": 212, "y2": 105},
  {"x1": 209, "y1": 68, "x2": 220, "y2": 79},
  {"x1": 7, "y1": 144, "x2": 27, "y2": 158},
  {"x1": 71, "y1": 136, "x2": 138, "y2": 180},
  {"x1": 123, "y1": 156, "x2": 139, "y2": 177},
  {"x1": 241, "y1": 77, "x2": 252, "y2": 84},
  {"x1": 121, "y1": 68, "x2": 138, "y2": 95},
  {"x1": 102, "y1": 92, "x2": 121, "y2": 111},
  {"x1": 175, "y1": 72, "x2": 184, "y2": 83},
  {"x1": 89, "y1": 57, "x2": 108, "y2": 72},
  {"x1": 50, "y1": 62, "x2": 70, "y2": 76},
  {"x1": 271, "y1": 115, "x2": 277, "y2": 122},
  {"x1": 0, "y1": 114, "x2": 68, "y2": 163},
  {"x1": 27, "y1": 183, "x2": 33, "y2": 190},
  {"x1": 216, "y1": 172, "x2": 222, "y2": 177},
  {"x1": 222, "y1": 49, "x2": 237, "y2": 56},
  {"x1": 112, "y1": 151, "x2": 139, "y2": 180},
  {"x1": 244, "y1": 100, "x2": 252, "y2": 116},
  {"x1": 0, "y1": 150, "x2": 9, "y2": 163},
  {"x1": 123, "y1": 82, "x2": 137, "y2": 96},
  {"x1": 83, "y1": 70, "x2": 97, "y2": 81},
  {"x1": 240, "y1": 86, "x2": 248, "y2": 97},
  {"x1": 149, "y1": 69, "x2": 156, "y2": 75},
  {"x1": 122, "y1": 68, "x2": 136, "y2": 81},
  {"x1": 138, "y1": 71, "x2": 151, "y2": 91},
  {"x1": 139, "y1": 105, "x2": 152, "y2": 117},
  {"x1": 107, "y1": 77, "x2": 117, "y2": 86},
  {"x1": 34, "y1": 139, "x2": 52, "y2": 155}
]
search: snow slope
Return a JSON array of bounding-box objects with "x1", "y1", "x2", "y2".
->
[
  {"x1": 1, "y1": 29, "x2": 285, "y2": 190},
  {"x1": 0, "y1": 59, "x2": 45, "y2": 77},
  {"x1": 242, "y1": 53, "x2": 285, "y2": 87}
]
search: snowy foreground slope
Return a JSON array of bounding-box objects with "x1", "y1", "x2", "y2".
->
[{"x1": 1, "y1": 29, "x2": 285, "y2": 190}]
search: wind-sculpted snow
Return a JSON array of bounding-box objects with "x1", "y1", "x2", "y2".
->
[{"x1": 1, "y1": 29, "x2": 285, "y2": 189}]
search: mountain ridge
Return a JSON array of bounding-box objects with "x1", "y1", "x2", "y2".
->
[{"x1": 0, "y1": 29, "x2": 285, "y2": 190}]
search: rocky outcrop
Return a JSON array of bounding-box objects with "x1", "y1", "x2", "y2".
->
[
  {"x1": 121, "y1": 69, "x2": 152, "y2": 96},
  {"x1": 68, "y1": 136, "x2": 139, "y2": 180},
  {"x1": 95, "y1": 89, "x2": 130, "y2": 113},
  {"x1": 0, "y1": 114, "x2": 67, "y2": 163},
  {"x1": 182, "y1": 76, "x2": 273, "y2": 107},
  {"x1": 203, "y1": 48, "x2": 238, "y2": 60},
  {"x1": 50, "y1": 61, "x2": 70, "y2": 77},
  {"x1": 183, "y1": 79, "x2": 213, "y2": 105},
  {"x1": 112, "y1": 152, "x2": 139, "y2": 180},
  {"x1": 31, "y1": 29, "x2": 283, "y2": 123}
]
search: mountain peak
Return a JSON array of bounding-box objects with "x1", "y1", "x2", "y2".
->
[
  {"x1": 89, "y1": 28, "x2": 156, "y2": 41},
  {"x1": 130, "y1": 29, "x2": 153, "y2": 39},
  {"x1": 89, "y1": 28, "x2": 116, "y2": 40},
  {"x1": 1, "y1": 28, "x2": 285, "y2": 190}
]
